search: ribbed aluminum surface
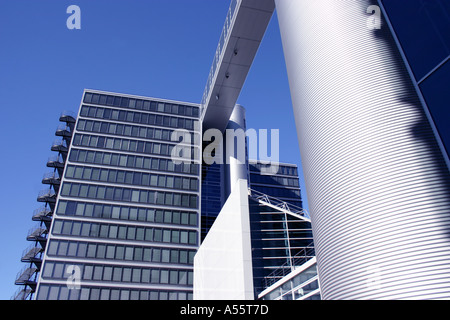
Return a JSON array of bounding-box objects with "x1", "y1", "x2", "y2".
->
[{"x1": 275, "y1": 0, "x2": 450, "y2": 299}]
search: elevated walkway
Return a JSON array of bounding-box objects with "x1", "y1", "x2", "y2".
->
[{"x1": 201, "y1": 0, "x2": 275, "y2": 132}]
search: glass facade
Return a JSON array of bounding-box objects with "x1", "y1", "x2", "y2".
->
[
  {"x1": 248, "y1": 161, "x2": 302, "y2": 208},
  {"x1": 248, "y1": 161, "x2": 314, "y2": 297},
  {"x1": 259, "y1": 261, "x2": 320, "y2": 301},
  {"x1": 382, "y1": 0, "x2": 450, "y2": 159},
  {"x1": 200, "y1": 163, "x2": 223, "y2": 241},
  {"x1": 35, "y1": 90, "x2": 201, "y2": 300}
]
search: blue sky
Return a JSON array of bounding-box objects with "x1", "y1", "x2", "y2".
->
[{"x1": 0, "y1": 0, "x2": 305, "y2": 299}]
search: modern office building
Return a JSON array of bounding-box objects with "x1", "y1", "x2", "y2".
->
[
  {"x1": 194, "y1": 158, "x2": 313, "y2": 300},
  {"x1": 14, "y1": 86, "x2": 311, "y2": 300},
  {"x1": 248, "y1": 161, "x2": 314, "y2": 297},
  {"x1": 25, "y1": 90, "x2": 202, "y2": 300}
]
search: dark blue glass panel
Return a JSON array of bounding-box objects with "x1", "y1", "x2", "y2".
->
[{"x1": 382, "y1": 0, "x2": 450, "y2": 80}]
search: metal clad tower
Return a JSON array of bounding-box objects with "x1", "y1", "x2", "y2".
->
[{"x1": 275, "y1": 0, "x2": 450, "y2": 299}]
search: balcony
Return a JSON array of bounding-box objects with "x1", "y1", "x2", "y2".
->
[
  {"x1": 55, "y1": 124, "x2": 72, "y2": 141},
  {"x1": 37, "y1": 188, "x2": 56, "y2": 205},
  {"x1": 11, "y1": 287, "x2": 32, "y2": 300},
  {"x1": 32, "y1": 206, "x2": 52, "y2": 228},
  {"x1": 59, "y1": 110, "x2": 76, "y2": 124},
  {"x1": 47, "y1": 155, "x2": 65, "y2": 177},
  {"x1": 21, "y1": 245, "x2": 43, "y2": 269},
  {"x1": 26, "y1": 226, "x2": 48, "y2": 245},
  {"x1": 51, "y1": 139, "x2": 68, "y2": 155},
  {"x1": 42, "y1": 171, "x2": 60, "y2": 185},
  {"x1": 15, "y1": 265, "x2": 37, "y2": 289}
]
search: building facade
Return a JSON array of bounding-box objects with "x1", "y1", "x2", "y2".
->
[
  {"x1": 380, "y1": 0, "x2": 450, "y2": 161},
  {"x1": 33, "y1": 90, "x2": 202, "y2": 300},
  {"x1": 248, "y1": 160, "x2": 302, "y2": 208},
  {"x1": 15, "y1": 0, "x2": 450, "y2": 300},
  {"x1": 248, "y1": 161, "x2": 314, "y2": 297}
]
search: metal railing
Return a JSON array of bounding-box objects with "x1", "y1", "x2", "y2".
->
[
  {"x1": 15, "y1": 265, "x2": 37, "y2": 284},
  {"x1": 27, "y1": 226, "x2": 47, "y2": 239},
  {"x1": 21, "y1": 244, "x2": 42, "y2": 262},
  {"x1": 248, "y1": 188, "x2": 310, "y2": 221},
  {"x1": 56, "y1": 124, "x2": 72, "y2": 135},
  {"x1": 201, "y1": 0, "x2": 240, "y2": 113},
  {"x1": 11, "y1": 287, "x2": 32, "y2": 300},
  {"x1": 38, "y1": 188, "x2": 56, "y2": 198},
  {"x1": 47, "y1": 154, "x2": 63, "y2": 163},
  {"x1": 52, "y1": 138, "x2": 68, "y2": 148},
  {"x1": 32, "y1": 206, "x2": 51, "y2": 219},
  {"x1": 60, "y1": 110, "x2": 76, "y2": 120}
]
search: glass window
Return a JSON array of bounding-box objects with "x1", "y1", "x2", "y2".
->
[
  {"x1": 154, "y1": 229, "x2": 162, "y2": 242},
  {"x1": 127, "y1": 227, "x2": 136, "y2": 240},
  {"x1": 170, "y1": 270, "x2": 178, "y2": 284},
  {"x1": 132, "y1": 269, "x2": 141, "y2": 283},
  {"x1": 151, "y1": 270, "x2": 159, "y2": 283},
  {"x1": 179, "y1": 251, "x2": 188, "y2": 264},
  {"x1": 129, "y1": 208, "x2": 138, "y2": 220},
  {"x1": 106, "y1": 245, "x2": 115, "y2": 259},
  {"x1": 180, "y1": 231, "x2": 188, "y2": 244},
  {"x1": 113, "y1": 267, "x2": 122, "y2": 282},
  {"x1": 110, "y1": 289, "x2": 120, "y2": 300},
  {"x1": 109, "y1": 225, "x2": 118, "y2": 239},
  {"x1": 116, "y1": 246, "x2": 124, "y2": 260},
  {"x1": 125, "y1": 247, "x2": 134, "y2": 260},
  {"x1": 72, "y1": 222, "x2": 82, "y2": 236},
  {"x1": 81, "y1": 223, "x2": 90, "y2": 237},
  {"x1": 121, "y1": 207, "x2": 129, "y2": 219},
  {"x1": 91, "y1": 168, "x2": 100, "y2": 181},
  {"x1": 189, "y1": 231, "x2": 197, "y2": 245},
  {"x1": 131, "y1": 190, "x2": 140, "y2": 202},
  {"x1": 52, "y1": 220, "x2": 63, "y2": 234},
  {"x1": 48, "y1": 286, "x2": 60, "y2": 300},
  {"x1": 171, "y1": 230, "x2": 179, "y2": 243},
  {"x1": 163, "y1": 230, "x2": 171, "y2": 243},
  {"x1": 143, "y1": 248, "x2": 152, "y2": 262},
  {"x1": 160, "y1": 270, "x2": 169, "y2": 284},
  {"x1": 97, "y1": 244, "x2": 106, "y2": 258},
  {"x1": 118, "y1": 226, "x2": 127, "y2": 239},
  {"x1": 87, "y1": 243, "x2": 96, "y2": 258},
  {"x1": 145, "y1": 228, "x2": 153, "y2": 241},
  {"x1": 122, "y1": 268, "x2": 132, "y2": 282},
  {"x1": 100, "y1": 288, "x2": 110, "y2": 300},
  {"x1": 125, "y1": 172, "x2": 133, "y2": 184},
  {"x1": 134, "y1": 247, "x2": 143, "y2": 260}
]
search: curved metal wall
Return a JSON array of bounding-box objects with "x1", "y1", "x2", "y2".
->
[{"x1": 275, "y1": 0, "x2": 450, "y2": 299}]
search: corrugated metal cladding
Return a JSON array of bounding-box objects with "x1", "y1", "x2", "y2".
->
[{"x1": 275, "y1": 0, "x2": 450, "y2": 299}]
